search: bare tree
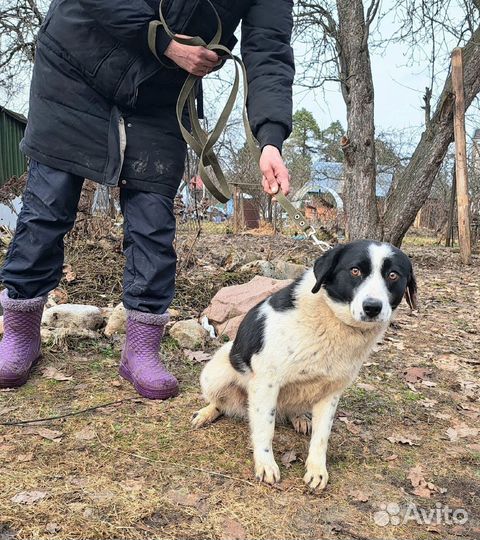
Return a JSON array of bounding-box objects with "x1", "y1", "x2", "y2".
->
[
  {"x1": 0, "y1": 0, "x2": 46, "y2": 101},
  {"x1": 296, "y1": 0, "x2": 480, "y2": 245}
]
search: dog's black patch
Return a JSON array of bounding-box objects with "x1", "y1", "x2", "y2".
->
[
  {"x1": 230, "y1": 301, "x2": 266, "y2": 372},
  {"x1": 268, "y1": 278, "x2": 301, "y2": 312}
]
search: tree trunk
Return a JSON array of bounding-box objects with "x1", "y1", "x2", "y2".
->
[
  {"x1": 383, "y1": 26, "x2": 480, "y2": 246},
  {"x1": 336, "y1": 0, "x2": 381, "y2": 241}
]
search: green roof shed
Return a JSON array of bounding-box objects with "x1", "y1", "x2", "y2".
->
[{"x1": 0, "y1": 107, "x2": 27, "y2": 185}]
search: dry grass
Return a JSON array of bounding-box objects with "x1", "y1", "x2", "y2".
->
[{"x1": 0, "y1": 237, "x2": 479, "y2": 539}]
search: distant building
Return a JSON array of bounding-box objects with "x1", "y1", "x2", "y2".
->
[
  {"x1": 0, "y1": 107, "x2": 27, "y2": 185},
  {"x1": 292, "y1": 160, "x2": 393, "y2": 210}
]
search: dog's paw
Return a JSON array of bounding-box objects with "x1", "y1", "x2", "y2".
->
[
  {"x1": 303, "y1": 463, "x2": 329, "y2": 490},
  {"x1": 290, "y1": 413, "x2": 312, "y2": 435},
  {"x1": 255, "y1": 458, "x2": 281, "y2": 485},
  {"x1": 191, "y1": 404, "x2": 222, "y2": 429}
]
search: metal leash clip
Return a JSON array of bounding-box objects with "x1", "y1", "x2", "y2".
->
[{"x1": 306, "y1": 226, "x2": 332, "y2": 252}]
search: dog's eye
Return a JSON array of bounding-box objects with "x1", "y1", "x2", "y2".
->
[
  {"x1": 388, "y1": 271, "x2": 399, "y2": 281},
  {"x1": 350, "y1": 267, "x2": 362, "y2": 277}
]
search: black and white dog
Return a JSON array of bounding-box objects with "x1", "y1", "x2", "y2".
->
[{"x1": 193, "y1": 240, "x2": 417, "y2": 489}]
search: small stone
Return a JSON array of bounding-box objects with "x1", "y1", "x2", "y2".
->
[
  {"x1": 169, "y1": 319, "x2": 208, "y2": 349},
  {"x1": 104, "y1": 303, "x2": 126, "y2": 336}
]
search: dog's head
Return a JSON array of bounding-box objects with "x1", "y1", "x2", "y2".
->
[{"x1": 311, "y1": 240, "x2": 417, "y2": 327}]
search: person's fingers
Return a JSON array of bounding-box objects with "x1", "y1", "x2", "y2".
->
[
  {"x1": 273, "y1": 163, "x2": 290, "y2": 195},
  {"x1": 262, "y1": 175, "x2": 269, "y2": 193},
  {"x1": 199, "y1": 48, "x2": 219, "y2": 63},
  {"x1": 278, "y1": 175, "x2": 290, "y2": 195},
  {"x1": 262, "y1": 170, "x2": 279, "y2": 195}
]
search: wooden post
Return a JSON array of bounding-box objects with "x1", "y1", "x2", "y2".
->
[
  {"x1": 233, "y1": 184, "x2": 239, "y2": 234},
  {"x1": 446, "y1": 163, "x2": 456, "y2": 247},
  {"x1": 452, "y1": 47, "x2": 472, "y2": 264}
]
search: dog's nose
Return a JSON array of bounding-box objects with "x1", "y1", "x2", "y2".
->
[{"x1": 363, "y1": 298, "x2": 383, "y2": 318}]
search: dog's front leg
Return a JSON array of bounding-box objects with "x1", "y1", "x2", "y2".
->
[
  {"x1": 304, "y1": 393, "x2": 340, "y2": 490},
  {"x1": 248, "y1": 377, "x2": 280, "y2": 484}
]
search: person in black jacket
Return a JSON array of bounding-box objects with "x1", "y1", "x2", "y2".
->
[{"x1": 0, "y1": 0, "x2": 295, "y2": 399}]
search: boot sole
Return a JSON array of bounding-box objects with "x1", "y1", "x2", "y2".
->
[
  {"x1": 0, "y1": 354, "x2": 42, "y2": 389},
  {"x1": 119, "y1": 363, "x2": 179, "y2": 400}
]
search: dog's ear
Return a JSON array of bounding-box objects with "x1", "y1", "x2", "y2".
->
[
  {"x1": 311, "y1": 245, "x2": 343, "y2": 294},
  {"x1": 404, "y1": 270, "x2": 418, "y2": 310}
]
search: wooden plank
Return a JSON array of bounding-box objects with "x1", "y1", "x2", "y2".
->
[
  {"x1": 445, "y1": 163, "x2": 456, "y2": 247},
  {"x1": 451, "y1": 47, "x2": 472, "y2": 264}
]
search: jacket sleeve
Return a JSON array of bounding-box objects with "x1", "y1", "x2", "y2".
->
[
  {"x1": 77, "y1": 0, "x2": 171, "y2": 59},
  {"x1": 241, "y1": 0, "x2": 295, "y2": 152}
]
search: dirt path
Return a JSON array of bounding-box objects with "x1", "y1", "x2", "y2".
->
[{"x1": 0, "y1": 236, "x2": 479, "y2": 539}]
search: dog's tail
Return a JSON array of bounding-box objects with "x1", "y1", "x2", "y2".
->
[{"x1": 200, "y1": 341, "x2": 236, "y2": 400}]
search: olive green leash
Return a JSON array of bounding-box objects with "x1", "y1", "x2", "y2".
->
[{"x1": 148, "y1": 0, "x2": 330, "y2": 251}]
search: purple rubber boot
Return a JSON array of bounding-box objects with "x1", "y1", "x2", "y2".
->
[
  {"x1": 119, "y1": 311, "x2": 179, "y2": 400},
  {"x1": 0, "y1": 290, "x2": 46, "y2": 388}
]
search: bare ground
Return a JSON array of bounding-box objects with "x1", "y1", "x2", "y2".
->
[{"x1": 0, "y1": 232, "x2": 479, "y2": 540}]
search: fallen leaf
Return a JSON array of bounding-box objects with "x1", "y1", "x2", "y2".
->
[
  {"x1": 385, "y1": 454, "x2": 398, "y2": 461},
  {"x1": 387, "y1": 435, "x2": 420, "y2": 446},
  {"x1": 63, "y1": 264, "x2": 76, "y2": 283},
  {"x1": 183, "y1": 349, "x2": 212, "y2": 363},
  {"x1": 166, "y1": 489, "x2": 206, "y2": 508},
  {"x1": 11, "y1": 491, "x2": 48, "y2": 505},
  {"x1": 65, "y1": 271, "x2": 76, "y2": 282},
  {"x1": 281, "y1": 450, "x2": 297, "y2": 468},
  {"x1": 16, "y1": 452, "x2": 34, "y2": 462},
  {"x1": 338, "y1": 416, "x2": 362, "y2": 435},
  {"x1": 74, "y1": 427, "x2": 96, "y2": 441},
  {"x1": 25, "y1": 427, "x2": 63, "y2": 442},
  {"x1": 446, "y1": 423, "x2": 479, "y2": 442},
  {"x1": 403, "y1": 367, "x2": 430, "y2": 384},
  {"x1": 349, "y1": 489, "x2": 369, "y2": 502},
  {"x1": 413, "y1": 484, "x2": 433, "y2": 498},
  {"x1": 435, "y1": 354, "x2": 461, "y2": 372},
  {"x1": 433, "y1": 412, "x2": 451, "y2": 420},
  {"x1": 421, "y1": 399, "x2": 437, "y2": 408},
  {"x1": 407, "y1": 464, "x2": 446, "y2": 498},
  {"x1": 45, "y1": 523, "x2": 60, "y2": 534},
  {"x1": 42, "y1": 366, "x2": 73, "y2": 381},
  {"x1": 222, "y1": 518, "x2": 247, "y2": 540},
  {"x1": 407, "y1": 465, "x2": 424, "y2": 487},
  {"x1": 49, "y1": 288, "x2": 68, "y2": 305}
]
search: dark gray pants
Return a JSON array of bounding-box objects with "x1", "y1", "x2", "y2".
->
[{"x1": 0, "y1": 160, "x2": 177, "y2": 314}]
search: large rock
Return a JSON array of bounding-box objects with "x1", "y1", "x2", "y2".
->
[
  {"x1": 169, "y1": 319, "x2": 209, "y2": 349},
  {"x1": 203, "y1": 275, "x2": 292, "y2": 339},
  {"x1": 42, "y1": 304, "x2": 104, "y2": 331},
  {"x1": 240, "y1": 259, "x2": 306, "y2": 280}
]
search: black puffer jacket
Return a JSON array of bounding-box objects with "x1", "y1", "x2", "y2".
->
[{"x1": 21, "y1": 0, "x2": 294, "y2": 197}]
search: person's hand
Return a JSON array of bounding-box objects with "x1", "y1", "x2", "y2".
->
[
  {"x1": 164, "y1": 35, "x2": 221, "y2": 76},
  {"x1": 259, "y1": 145, "x2": 290, "y2": 196}
]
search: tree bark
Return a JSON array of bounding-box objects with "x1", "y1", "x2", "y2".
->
[
  {"x1": 336, "y1": 0, "x2": 381, "y2": 241},
  {"x1": 383, "y1": 26, "x2": 480, "y2": 246}
]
